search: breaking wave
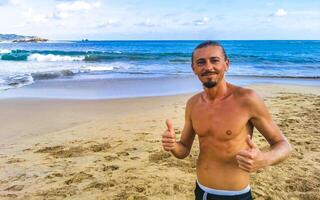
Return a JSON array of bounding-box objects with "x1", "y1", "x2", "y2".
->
[
  {"x1": 27, "y1": 54, "x2": 84, "y2": 62},
  {"x1": 0, "y1": 49, "x2": 11, "y2": 54},
  {"x1": 0, "y1": 49, "x2": 190, "y2": 63}
]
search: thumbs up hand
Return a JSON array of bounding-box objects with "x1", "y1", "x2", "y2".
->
[
  {"x1": 236, "y1": 135, "x2": 267, "y2": 173},
  {"x1": 162, "y1": 119, "x2": 177, "y2": 151}
]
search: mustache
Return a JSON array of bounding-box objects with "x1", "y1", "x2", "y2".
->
[{"x1": 201, "y1": 71, "x2": 219, "y2": 76}]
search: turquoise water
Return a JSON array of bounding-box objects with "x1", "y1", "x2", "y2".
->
[{"x1": 0, "y1": 40, "x2": 319, "y2": 92}]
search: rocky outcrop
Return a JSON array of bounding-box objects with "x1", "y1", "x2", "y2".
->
[
  {"x1": 13, "y1": 37, "x2": 48, "y2": 43},
  {"x1": 0, "y1": 34, "x2": 48, "y2": 42}
]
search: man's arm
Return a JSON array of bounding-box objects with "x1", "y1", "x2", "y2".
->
[
  {"x1": 162, "y1": 99, "x2": 196, "y2": 159},
  {"x1": 236, "y1": 90, "x2": 292, "y2": 172}
]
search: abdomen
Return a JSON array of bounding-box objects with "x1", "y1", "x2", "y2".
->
[{"x1": 196, "y1": 135, "x2": 251, "y2": 190}]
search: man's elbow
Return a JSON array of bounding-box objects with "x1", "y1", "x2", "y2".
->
[
  {"x1": 175, "y1": 152, "x2": 190, "y2": 159},
  {"x1": 271, "y1": 139, "x2": 292, "y2": 158},
  {"x1": 172, "y1": 150, "x2": 190, "y2": 159},
  {"x1": 279, "y1": 139, "x2": 293, "y2": 159}
]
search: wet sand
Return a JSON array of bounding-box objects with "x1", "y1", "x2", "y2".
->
[{"x1": 0, "y1": 84, "x2": 319, "y2": 200}]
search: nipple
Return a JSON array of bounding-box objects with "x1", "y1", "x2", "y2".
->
[{"x1": 226, "y1": 130, "x2": 232, "y2": 135}]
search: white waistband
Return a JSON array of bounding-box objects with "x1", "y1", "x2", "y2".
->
[{"x1": 197, "y1": 180, "x2": 251, "y2": 196}]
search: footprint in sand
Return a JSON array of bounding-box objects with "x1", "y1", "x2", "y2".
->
[
  {"x1": 5, "y1": 185, "x2": 24, "y2": 191},
  {"x1": 46, "y1": 172, "x2": 63, "y2": 179},
  {"x1": 22, "y1": 148, "x2": 32, "y2": 152},
  {"x1": 11, "y1": 173, "x2": 27, "y2": 182},
  {"x1": 125, "y1": 147, "x2": 137, "y2": 151},
  {"x1": 35, "y1": 144, "x2": 107, "y2": 158},
  {"x1": 70, "y1": 140, "x2": 83, "y2": 144},
  {"x1": 104, "y1": 155, "x2": 119, "y2": 161},
  {"x1": 117, "y1": 151, "x2": 129, "y2": 157},
  {"x1": 103, "y1": 164, "x2": 119, "y2": 171},
  {"x1": 35, "y1": 145, "x2": 64, "y2": 153},
  {"x1": 148, "y1": 151, "x2": 196, "y2": 173},
  {"x1": 89, "y1": 143, "x2": 111, "y2": 152},
  {"x1": 148, "y1": 151, "x2": 171, "y2": 163},
  {"x1": 6, "y1": 158, "x2": 26, "y2": 164},
  {"x1": 285, "y1": 178, "x2": 315, "y2": 193},
  {"x1": 124, "y1": 167, "x2": 137, "y2": 172},
  {"x1": 134, "y1": 185, "x2": 146, "y2": 193},
  {"x1": 2, "y1": 194, "x2": 18, "y2": 198},
  {"x1": 65, "y1": 172, "x2": 93, "y2": 185},
  {"x1": 0, "y1": 180, "x2": 8, "y2": 185},
  {"x1": 36, "y1": 185, "x2": 77, "y2": 199},
  {"x1": 84, "y1": 181, "x2": 112, "y2": 191},
  {"x1": 53, "y1": 146, "x2": 86, "y2": 158}
]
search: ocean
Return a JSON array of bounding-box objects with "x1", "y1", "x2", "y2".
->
[{"x1": 0, "y1": 40, "x2": 319, "y2": 98}]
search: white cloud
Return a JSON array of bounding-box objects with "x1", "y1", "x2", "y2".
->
[
  {"x1": 274, "y1": 9, "x2": 287, "y2": 17},
  {"x1": 266, "y1": 2, "x2": 274, "y2": 6},
  {"x1": 9, "y1": 0, "x2": 21, "y2": 6},
  {"x1": 24, "y1": 8, "x2": 50, "y2": 23},
  {"x1": 95, "y1": 19, "x2": 121, "y2": 28},
  {"x1": 135, "y1": 18, "x2": 156, "y2": 27},
  {"x1": 53, "y1": 11, "x2": 69, "y2": 19},
  {"x1": 57, "y1": 1, "x2": 100, "y2": 12},
  {"x1": 192, "y1": 17, "x2": 210, "y2": 26},
  {"x1": 0, "y1": 0, "x2": 23, "y2": 6}
]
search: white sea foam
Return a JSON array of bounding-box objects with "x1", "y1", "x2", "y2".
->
[
  {"x1": 80, "y1": 66, "x2": 114, "y2": 72},
  {"x1": 0, "y1": 41, "x2": 13, "y2": 43},
  {"x1": 0, "y1": 74, "x2": 34, "y2": 91},
  {"x1": 27, "y1": 53, "x2": 84, "y2": 62},
  {"x1": 0, "y1": 49, "x2": 11, "y2": 54}
]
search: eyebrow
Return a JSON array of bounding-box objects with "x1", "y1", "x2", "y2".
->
[
  {"x1": 209, "y1": 56, "x2": 221, "y2": 59},
  {"x1": 196, "y1": 56, "x2": 221, "y2": 62}
]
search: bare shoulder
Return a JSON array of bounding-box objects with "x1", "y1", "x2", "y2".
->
[
  {"x1": 231, "y1": 85, "x2": 270, "y2": 120},
  {"x1": 186, "y1": 92, "x2": 202, "y2": 107},
  {"x1": 231, "y1": 85, "x2": 264, "y2": 107}
]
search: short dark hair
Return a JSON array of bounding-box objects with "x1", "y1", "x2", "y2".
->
[{"x1": 191, "y1": 41, "x2": 228, "y2": 65}]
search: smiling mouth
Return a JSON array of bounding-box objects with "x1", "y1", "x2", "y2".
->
[{"x1": 201, "y1": 72, "x2": 218, "y2": 77}]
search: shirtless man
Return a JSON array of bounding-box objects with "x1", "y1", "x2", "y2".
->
[{"x1": 162, "y1": 41, "x2": 292, "y2": 200}]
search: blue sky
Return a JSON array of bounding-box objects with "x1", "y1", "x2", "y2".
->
[{"x1": 0, "y1": 0, "x2": 319, "y2": 40}]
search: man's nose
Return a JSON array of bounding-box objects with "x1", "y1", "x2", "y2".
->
[{"x1": 204, "y1": 61, "x2": 215, "y2": 71}]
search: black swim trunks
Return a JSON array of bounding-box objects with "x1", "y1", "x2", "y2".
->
[{"x1": 194, "y1": 181, "x2": 253, "y2": 200}]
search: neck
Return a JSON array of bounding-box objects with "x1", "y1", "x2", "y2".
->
[{"x1": 203, "y1": 80, "x2": 229, "y2": 101}]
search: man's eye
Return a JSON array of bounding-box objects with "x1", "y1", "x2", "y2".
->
[
  {"x1": 197, "y1": 61, "x2": 205, "y2": 65},
  {"x1": 210, "y1": 59, "x2": 219, "y2": 63}
]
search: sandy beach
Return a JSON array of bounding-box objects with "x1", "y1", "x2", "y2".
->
[{"x1": 0, "y1": 84, "x2": 320, "y2": 200}]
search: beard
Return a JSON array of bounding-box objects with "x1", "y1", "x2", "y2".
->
[
  {"x1": 203, "y1": 80, "x2": 217, "y2": 88},
  {"x1": 201, "y1": 70, "x2": 219, "y2": 88}
]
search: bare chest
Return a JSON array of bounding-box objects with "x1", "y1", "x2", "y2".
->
[{"x1": 191, "y1": 101, "x2": 250, "y2": 139}]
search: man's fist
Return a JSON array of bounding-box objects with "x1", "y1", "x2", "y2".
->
[
  {"x1": 236, "y1": 135, "x2": 267, "y2": 173},
  {"x1": 162, "y1": 119, "x2": 176, "y2": 151}
]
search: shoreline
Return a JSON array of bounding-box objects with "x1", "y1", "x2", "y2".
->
[
  {"x1": 0, "y1": 83, "x2": 319, "y2": 199},
  {"x1": 1, "y1": 75, "x2": 320, "y2": 100}
]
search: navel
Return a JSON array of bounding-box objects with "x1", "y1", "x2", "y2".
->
[{"x1": 226, "y1": 130, "x2": 232, "y2": 135}]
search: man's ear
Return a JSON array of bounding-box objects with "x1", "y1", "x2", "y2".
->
[
  {"x1": 225, "y1": 59, "x2": 230, "y2": 71},
  {"x1": 191, "y1": 64, "x2": 196, "y2": 74}
]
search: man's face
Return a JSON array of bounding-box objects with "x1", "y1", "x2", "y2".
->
[{"x1": 192, "y1": 45, "x2": 229, "y2": 88}]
